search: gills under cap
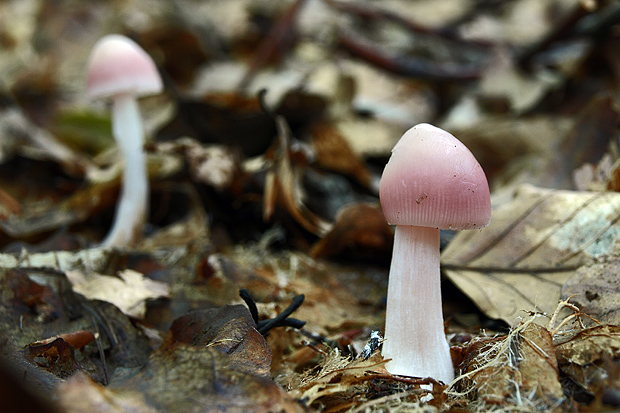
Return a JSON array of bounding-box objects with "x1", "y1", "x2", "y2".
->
[{"x1": 379, "y1": 123, "x2": 491, "y2": 230}]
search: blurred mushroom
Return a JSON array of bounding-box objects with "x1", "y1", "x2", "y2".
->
[{"x1": 85, "y1": 34, "x2": 163, "y2": 247}]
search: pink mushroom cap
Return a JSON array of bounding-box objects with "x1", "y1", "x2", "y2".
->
[
  {"x1": 86, "y1": 34, "x2": 163, "y2": 100},
  {"x1": 379, "y1": 123, "x2": 491, "y2": 230}
]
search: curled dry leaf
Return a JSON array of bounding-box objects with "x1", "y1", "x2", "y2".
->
[
  {"x1": 29, "y1": 331, "x2": 95, "y2": 353},
  {"x1": 263, "y1": 116, "x2": 332, "y2": 236},
  {"x1": 24, "y1": 336, "x2": 81, "y2": 379},
  {"x1": 65, "y1": 269, "x2": 169, "y2": 319},
  {"x1": 442, "y1": 184, "x2": 620, "y2": 326}
]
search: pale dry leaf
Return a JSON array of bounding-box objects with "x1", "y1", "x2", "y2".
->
[
  {"x1": 65, "y1": 269, "x2": 169, "y2": 319},
  {"x1": 442, "y1": 184, "x2": 620, "y2": 326}
]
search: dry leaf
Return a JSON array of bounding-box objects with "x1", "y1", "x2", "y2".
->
[
  {"x1": 310, "y1": 202, "x2": 392, "y2": 260},
  {"x1": 561, "y1": 261, "x2": 620, "y2": 325},
  {"x1": 442, "y1": 184, "x2": 620, "y2": 326},
  {"x1": 165, "y1": 304, "x2": 272, "y2": 376},
  {"x1": 453, "y1": 317, "x2": 564, "y2": 410},
  {"x1": 310, "y1": 120, "x2": 375, "y2": 189},
  {"x1": 65, "y1": 269, "x2": 169, "y2": 319},
  {"x1": 287, "y1": 349, "x2": 440, "y2": 411},
  {"x1": 263, "y1": 116, "x2": 332, "y2": 236},
  {"x1": 555, "y1": 325, "x2": 620, "y2": 398},
  {"x1": 112, "y1": 344, "x2": 303, "y2": 413}
]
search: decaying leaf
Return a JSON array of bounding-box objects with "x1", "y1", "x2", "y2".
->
[
  {"x1": 452, "y1": 316, "x2": 565, "y2": 410},
  {"x1": 286, "y1": 349, "x2": 442, "y2": 412},
  {"x1": 165, "y1": 304, "x2": 272, "y2": 376},
  {"x1": 24, "y1": 336, "x2": 81, "y2": 379},
  {"x1": 555, "y1": 325, "x2": 620, "y2": 401},
  {"x1": 65, "y1": 269, "x2": 169, "y2": 319},
  {"x1": 442, "y1": 184, "x2": 620, "y2": 326},
  {"x1": 109, "y1": 343, "x2": 303, "y2": 413},
  {"x1": 561, "y1": 260, "x2": 620, "y2": 325}
]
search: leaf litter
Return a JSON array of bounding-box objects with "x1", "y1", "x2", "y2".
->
[{"x1": 2, "y1": 0, "x2": 620, "y2": 412}]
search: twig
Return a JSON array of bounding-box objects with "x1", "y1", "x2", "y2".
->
[{"x1": 336, "y1": 30, "x2": 482, "y2": 81}]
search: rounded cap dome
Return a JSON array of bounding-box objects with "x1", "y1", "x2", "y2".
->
[
  {"x1": 379, "y1": 123, "x2": 491, "y2": 230},
  {"x1": 86, "y1": 34, "x2": 163, "y2": 100}
]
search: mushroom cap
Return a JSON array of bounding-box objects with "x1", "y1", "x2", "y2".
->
[
  {"x1": 86, "y1": 34, "x2": 163, "y2": 100},
  {"x1": 379, "y1": 123, "x2": 491, "y2": 230}
]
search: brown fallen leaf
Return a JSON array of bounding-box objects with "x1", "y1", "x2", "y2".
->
[
  {"x1": 0, "y1": 151, "x2": 183, "y2": 240},
  {"x1": 310, "y1": 120, "x2": 375, "y2": 189},
  {"x1": 24, "y1": 336, "x2": 80, "y2": 379},
  {"x1": 442, "y1": 184, "x2": 620, "y2": 326},
  {"x1": 165, "y1": 304, "x2": 272, "y2": 377},
  {"x1": 7, "y1": 268, "x2": 67, "y2": 322},
  {"x1": 310, "y1": 202, "x2": 392, "y2": 261},
  {"x1": 28, "y1": 330, "x2": 95, "y2": 355}
]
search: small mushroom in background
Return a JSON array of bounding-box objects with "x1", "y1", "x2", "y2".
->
[
  {"x1": 379, "y1": 123, "x2": 491, "y2": 383},
  {"x1": 85, "y1": 34, "x2": 163, "y2": 247}
]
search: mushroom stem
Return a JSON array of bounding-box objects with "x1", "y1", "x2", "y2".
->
[
  {"x1": 102, "y1": 94, "x2": 148, "y2": 247},
  {"x1": 382, "y1": 225, "x2": 454, "y2": 383}
]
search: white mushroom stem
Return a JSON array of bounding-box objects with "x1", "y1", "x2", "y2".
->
[
  {"x1": 382, "y1": 225, "x2": 454, "y2": 384},
  {"x1": 102, "y1": 94, "x2": 148, "y2": 247}
]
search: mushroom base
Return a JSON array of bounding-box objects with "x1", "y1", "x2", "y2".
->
[{"x1": 382, "y1": 225, "x2": 454, "y2": 384}]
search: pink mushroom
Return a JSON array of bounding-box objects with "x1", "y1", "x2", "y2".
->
[
  {"x1": 85, "y1": 34, "x2": 163, "y2": 247},
  {"x1": 379, "y1": 123, "x2": 491, "y2": 383}
]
